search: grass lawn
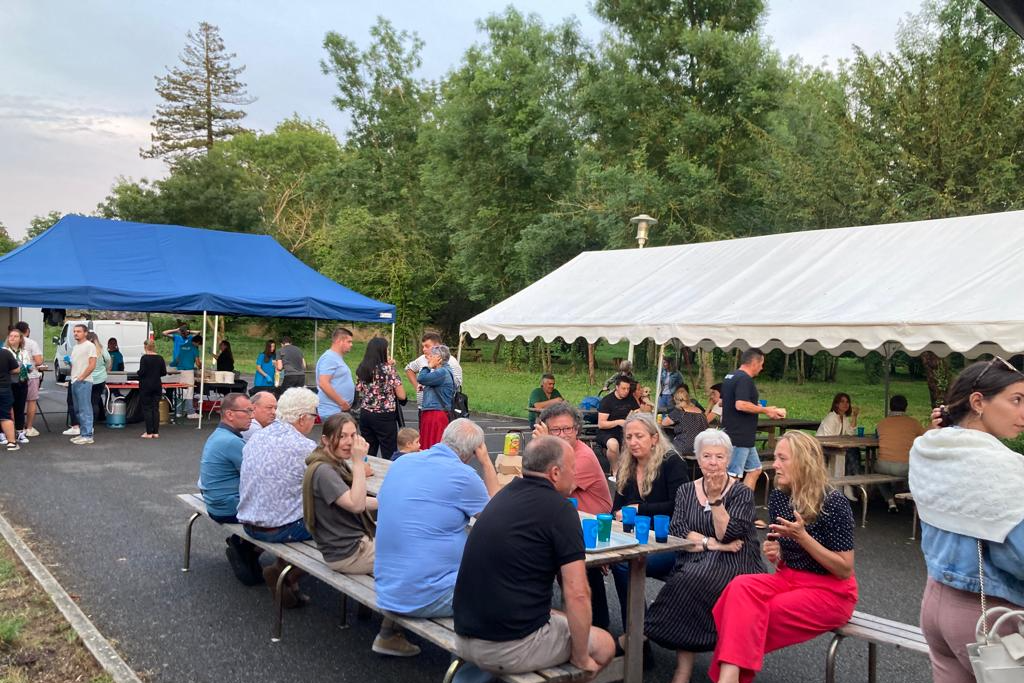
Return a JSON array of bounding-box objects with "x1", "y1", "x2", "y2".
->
[{"x1": 0, "y1": 536, "x2": 112, "y2": 683}]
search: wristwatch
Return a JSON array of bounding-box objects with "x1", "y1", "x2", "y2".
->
[
  {"x1": 709, "y1": 498, "x2": 724, "y2": 507},
  {"x1": 702, "y1": 536, "x2": 710, "y2": 551}
]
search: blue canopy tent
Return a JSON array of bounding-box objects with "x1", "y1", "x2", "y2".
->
[{"x1": 0, "y1": 215, "x2": 396, "y2": 427}]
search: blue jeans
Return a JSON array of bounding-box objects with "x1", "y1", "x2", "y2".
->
[
  {"x1": 728, "y1": 445, "x2": 761, "y2": 477},
  {"x1": 611, "y1": 551, "x2": 677, "y2": 631},
  {"x1": 71, "y1": 380, "x2": 94, "y2": 437},
  {"x1": 243, "y1": 519, "x2": 312, "y2": 543}
]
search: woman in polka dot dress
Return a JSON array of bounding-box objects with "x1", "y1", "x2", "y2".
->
[{"x1": 709, "y1": 431, "x2": 857, "y2": 683}]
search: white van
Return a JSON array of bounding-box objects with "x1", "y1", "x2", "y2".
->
[{"x1": 53, "y1": 320, "x2": 150, "y2": 381}]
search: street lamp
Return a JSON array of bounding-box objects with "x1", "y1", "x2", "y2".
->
[{"x1": 631, "y1": 214, "x2": 658, "y2": 248}]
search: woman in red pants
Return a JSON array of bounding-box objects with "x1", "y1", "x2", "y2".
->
[{"x1": 710, "y1": 431, "x2": 857, "y2": 683}]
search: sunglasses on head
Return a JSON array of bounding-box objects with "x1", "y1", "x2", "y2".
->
[{"x1": 972, "y1": 356, "x2": 1024, "y2": 392}]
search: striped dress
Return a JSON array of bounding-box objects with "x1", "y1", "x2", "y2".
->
[{"x1": 644, "y1": 481, "x2": 765, "y2": 651}]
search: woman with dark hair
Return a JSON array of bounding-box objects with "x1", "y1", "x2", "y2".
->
[
  {"x1": 254, "y1": 340, "x2": 276, "y2": 390},
  {"x1": 910, "y1": 358, "x2": 1024, "y2": 683},
  {"x1": 816, "y1": 392, "x2": 861, "y2": 500},
  {"x1": 355, "y1": 337, "x2": 406, "y2": 458},
  {"x1": 214, "y1": 340, "x2": 235, "y2": 373},
  {"x1": 107, "y1": 338, "x2": 125, "y2": 372},
  {"x1": 710, "y1": 431, "x2": 856, "y2": 683}
]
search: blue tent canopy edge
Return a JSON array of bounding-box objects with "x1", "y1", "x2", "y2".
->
[{"x1": 0, "y1": 215, "x2": 395, "y2": 322}]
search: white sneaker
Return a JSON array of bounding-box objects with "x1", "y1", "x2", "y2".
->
[
  {"x1": 16, "y1": 432, "x2": 28, "y2": 444},
  {"x1": 63, "y1": 426, "x2": 81, "y2": 436},
  {"x1": 0, "y1": 434, "x2": 6, "y2": 445},
  {"x1": 6, "y1": 442, "x2": 19, "y2": 451},
  {"x1": 24, "y1": 427, "x2": 39, "y2": 437},
  {"x1": 71, "y1": 436, "x2": 93, "y2": 445},
  {"x1": 187, "y1": 413, "x2": 200, "y2": 419},
  {"x1": 844, "y1": 485, "x2": 858, "y2": 501}
]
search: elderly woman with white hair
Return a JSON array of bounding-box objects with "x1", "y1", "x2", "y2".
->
[
  {"x1": 237, "y1": 387, "x2": 322, "y2": 607},
  {"x1": 416, "y1": 344, "x2": 455, "y2": 449},
  {"x1": 644, "y1": 429, "x2": 765, "y2": 683}
]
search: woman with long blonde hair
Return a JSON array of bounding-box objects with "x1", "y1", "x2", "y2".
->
[
  {"x1": 611, "y1": 413, "x2": 690, "y2": 648},
  {"x1": 709, "y1": 431, "x2": 857, "y2": 683}
]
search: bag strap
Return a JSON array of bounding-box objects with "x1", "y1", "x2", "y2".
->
[{"x1": 978, "y1": 539, "x2": 988, "y2": 639}]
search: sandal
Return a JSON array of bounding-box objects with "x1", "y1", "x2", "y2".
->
[{"x1": 754, "y1": 519, "x2": 768, "y2": 530}]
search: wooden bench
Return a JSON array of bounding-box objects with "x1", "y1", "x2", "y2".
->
[
  {"x1": 178, "y1": 492, "x2": 629, "y2": 683},
  {"x1": 828, "y1": 474, "x2": 905, "y2": 527},
  {"x1": 826, "y1": 610, "x2": 929, "y2": 683}
]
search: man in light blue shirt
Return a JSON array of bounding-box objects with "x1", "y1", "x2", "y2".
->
[
  {"x1": 374, "y1": 419, "x2": 500, "y2": 618},
  {"x1": 316, "y1": 327, "x2": 355, "y2": 418}
]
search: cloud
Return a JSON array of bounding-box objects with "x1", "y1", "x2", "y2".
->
[{"x1": 0, "y1": 93, "x2": 151, "y2": 141}]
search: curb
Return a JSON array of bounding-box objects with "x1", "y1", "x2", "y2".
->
[{"x1": 0, "y1": 512, "x2": 142, "y2": 683}]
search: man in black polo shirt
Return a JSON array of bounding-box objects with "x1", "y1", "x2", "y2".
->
[
  {"x1": 596, "y1": 377, "x2": 639, "y2": 473},
  {"x1": 452, "y1": 436, "x2": 615, "y2": 677},
  {"x1": 721, "y1": 348, "x2": 785, "y2": 490}
]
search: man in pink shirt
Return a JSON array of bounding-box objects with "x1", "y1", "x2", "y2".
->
[{"x1": 535, "y1": 402, "x2": 613, "y2": 628}]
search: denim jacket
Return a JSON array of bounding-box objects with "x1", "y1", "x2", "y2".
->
[
  {"x1": 417, "y1": 365, "x2": 454, "y2": 412},
  {"x1": 921, "y1": 518, "x2": 1024, "y2": 606}
]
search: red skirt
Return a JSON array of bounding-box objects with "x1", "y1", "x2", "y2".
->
[
  {"x1": 709, "y1": 564, "x2": 857, "y2": 683},
  {"x1": 419, "y1": 410, "x2": 450, "y2": 450}
]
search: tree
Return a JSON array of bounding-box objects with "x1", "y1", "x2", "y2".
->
[
  {"x1": 26, "y1": 210, "x2": 64, "y2": 240},
  {"x1": 422, "y1": 9, "x2": 587, "y2": 303},
  {"x1": 142, "y1": 22, "x2": 254, "y2": 164},
  {"x1": 0, "y1": 222, "x2": 16, "y2": 255}
]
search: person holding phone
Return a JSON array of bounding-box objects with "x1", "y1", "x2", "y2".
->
[{"x1": 709, "y1": 431, "x2": 856, "y2": 683}]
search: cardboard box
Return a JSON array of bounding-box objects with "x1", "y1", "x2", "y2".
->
[{"x1": 494, "y1": 453, "x2": 523, "y2": 488}]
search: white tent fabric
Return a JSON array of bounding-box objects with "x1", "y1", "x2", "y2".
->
[{"x1": 461, "y1": 211, "x2": 1024, "y2": 357}]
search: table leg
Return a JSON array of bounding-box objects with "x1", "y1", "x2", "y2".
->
[
  {"x1": 624, "y1": 555, "x2": 647, "y2": 683},
  {"x1": 826, "y1": 447, "x2": 845, "y2": 478},
  {"x1": 766, "y1": 425, "x2": 778, "y2": 450}
]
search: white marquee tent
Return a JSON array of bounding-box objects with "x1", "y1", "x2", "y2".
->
[{"x1": 460, "y1": 210, "x2": 1024, "y2": 360}]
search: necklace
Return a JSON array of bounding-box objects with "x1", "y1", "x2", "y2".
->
[{"x1": 701, "y1": 478, "x2": 728, "y2": 512}]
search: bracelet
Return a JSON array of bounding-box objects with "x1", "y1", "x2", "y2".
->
[{"x1": 702, "y1": 536, "x2": 709, "y2": 551}]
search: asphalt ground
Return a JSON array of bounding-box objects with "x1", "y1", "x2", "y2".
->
[{"x1": 0, "y1": 376, "x2": 934, "y2": 683}]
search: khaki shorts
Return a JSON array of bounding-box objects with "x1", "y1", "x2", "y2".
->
[
  {"x1": 454, "y1": 612, "x2": 572, "y2": 675},
  {"x1": 325, "y1": 535, "x2": 375, "y2": 575}
]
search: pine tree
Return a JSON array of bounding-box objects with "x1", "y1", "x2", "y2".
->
[{"x1": 142, "y1": 22, "x2": 254, "y2": 164}]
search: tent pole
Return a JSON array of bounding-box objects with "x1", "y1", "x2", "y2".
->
[
  {"x1": 146, "y1": 313, "x2": 151, "y2": 340},
  {"x1": 627, "y1": 342, "x2": 635, "y2": 364},
  {"x1": 313, "y1": 320, "x2": 318, "y2": 360},
  {"x1": 198, "y1": 311, "x2": 207, "y2": 430},
  {"x1": 212, "y1": 315, "x2": 219, "y2": 369},
  {"x1": 883, "y1": 343, "x2": 893, "y2": 417},
  {"x1": 390, "y1": 323, "x2": 396, "y2": 356},
  {"x1": 653, "y1": 343, "x2": 665, "y2": 415},
  {"x1": 457, "y1": 331, "x2": 465, "y2": 363}
]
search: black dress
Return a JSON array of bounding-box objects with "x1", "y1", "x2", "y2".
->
[
  {"x1": 644, "y1": 482, "x2": 765, "y2": 651},
  {"x1": 667, "y1": 408, "x2": 709, "y2": 455},
  {"x1": 138, "y1": 353, "x2": 167, "y2": 434}
]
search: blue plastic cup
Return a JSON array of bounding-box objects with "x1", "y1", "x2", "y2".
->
[
  {"x1": 759, "y1": 399, "x2": 768, "y2": 407},
  {"x1": 856, "y1": 426, "x2": 865, "y2": 437},
  {"x1": 567, "y1": 497, "x2": 578, "y2": 510},
  {"x1": 635, "y1": 515, "x2": 651, "y2": 544},
  {"x1": 653, "y1": 514, "x2": 670, "y2": 543},
  {"x1": 582, "y1": 519, "x2": 599, "y2": 549},
  {"x1": 620, "y1": 506, "x2": 637, "y2": 533},
  {"x1": 596, "y1": 513, "x2": 613, "y2": 543}
]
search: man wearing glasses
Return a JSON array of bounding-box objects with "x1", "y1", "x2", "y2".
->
[
  {"x1": 534, "y1": 402, "x2": 613, "y2": 630},
  {"x1": 197, "y1": 393, "x2": 262, "y2": 584}
]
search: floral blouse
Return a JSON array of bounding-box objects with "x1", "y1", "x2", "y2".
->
[{"x1": 356, "y1": 364, "x2": 402, "y2": 414}]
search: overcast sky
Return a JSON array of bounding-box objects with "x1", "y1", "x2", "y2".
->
[{"x1": 0, "y1": 0, "x2": 924, "y2": 238}]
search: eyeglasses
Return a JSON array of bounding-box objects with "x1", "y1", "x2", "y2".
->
[
  {"x1": 304, "y1": 412, "x2": 319, "y2": 420},
  {"x1": 972, "y1": 356, "x2": 1024, "y2": 391},
  {"x1": 547, "y1": 426, "x2": 577, "y2": 435},
  {"x1": 228, "y1": 407, "x2": 254, "y2": 414}
]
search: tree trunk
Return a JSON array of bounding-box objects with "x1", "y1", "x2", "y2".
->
[
  {"x1": 699, "y1": 349, "x2": 714, "y2": 392},
  {"x1": 491, "y1": 338, "x2": 502, "y2": 364},
  {"x1": 796, "y1": 350, "x2": 805, "y2": 385},
  {"x1": 921, "y1": 351, "x2": 944, "y2": 406},
  {"x1": 782, "y1": 353, "x2": 790, "y2": 381},
  {"x1": 587, "y1": 343, "x2": 596, "y2": 386}
]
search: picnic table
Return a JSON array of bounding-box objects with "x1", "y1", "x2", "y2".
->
[
  {"x1": 756, "y1": 417, "x2": 821, "y2": 449},
  {"x1": 815, "y1": 436, "x2": 880, "y2": 478},
  {"x1": 362, "y1": 455, "x2": 692, "y2": 682}
]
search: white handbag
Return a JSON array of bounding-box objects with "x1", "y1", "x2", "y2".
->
[{"x1": 966, "y1": 541, "x2": 1024, "y2": 683}]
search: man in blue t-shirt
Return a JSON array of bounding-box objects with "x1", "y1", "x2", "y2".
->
[
  {"x1": 721, "y1": 348, "x2": 785, "y2": 490},
  {"x1": 316, "y1": 327, "x2": 355, "y2": 418},
  {"x1": 197, "y1": 393, "x2": 263, "y2": 585},
  {"x1": 162, "y1": 323, "x2": 195, "y2": 367},
  {"x1": 374, "y1": 419, "x2": 499, "y2": 618},
  {"x1": 173, "y1": 334, "x2": 200, "y2": 419}
]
